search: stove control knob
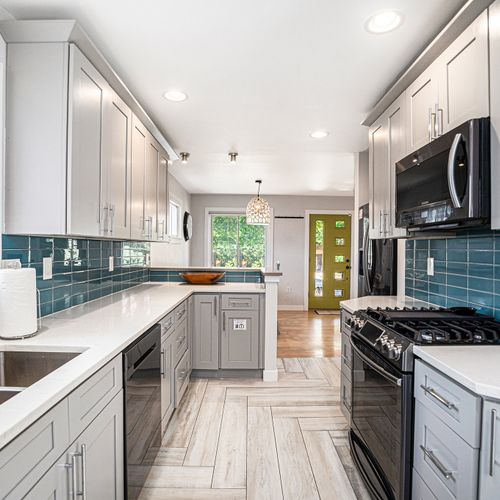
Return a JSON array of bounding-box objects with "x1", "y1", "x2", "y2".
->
[
  {"x1": 388, "y1": 343, "x2": 403, "y2": 360},
  {"x1": 376, "y1": 334, "x2": 389, "y2": 349}
]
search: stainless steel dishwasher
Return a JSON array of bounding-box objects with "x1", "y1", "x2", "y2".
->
[{"x1": 123, "y1": 324, "x2": 161, "y2": 500}]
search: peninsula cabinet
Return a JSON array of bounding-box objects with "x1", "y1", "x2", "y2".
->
[
  {"x1": 369, "y1": 93, "x2": 407, "y2": 239},
  {"x1": 406, "y1": 10, "x2": 489, "y2": 152},
  {"x1": 4, "y1": 37, "x2": 170, "y2": 240}
]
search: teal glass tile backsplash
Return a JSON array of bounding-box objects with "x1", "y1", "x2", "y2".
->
[
  {"x1": 405, "y1": 229, "x2": 500, "y2": 319},
  {"x1": 2, "y1": 235, "x2": 150, "y2": 317}
]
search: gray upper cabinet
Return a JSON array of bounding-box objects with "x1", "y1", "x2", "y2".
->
[
  {"x1": 192, "y1": 294, "x2": 220, "y2": 370},
  {"x1": 405, "y1": 65, "x2": 439, "y2": 152},
  {"x1": 490, "y1": 0, "x2": 500, "y2": 230},
  {"x1": 437, "y1": 10, "x2": 489, "y2": 134},
  {"x1": 130, "y1": 115, "x2": 147, "y2": 240},
  {"x1": 3, "y1": 26, "x2": 171, "y2": 239},
  {"x1": 479, "y1": 400, "x2": 500, "y2": 500},
  {"x1": 101, "y1": 89, "x2": 132, "y2": 239},
  {"x1": 221, "y1": 309, "x2": 259, "y2": 369},
  {"x1": 406, "y1": 10, "x2": 488, "y2": 153},
  {"x1": 144, "y1": 136, "x2": 159, "y2": 241},
  {"x1": 67, "y1": 44, "x2": 108, "y2": 237},
  {"x1": 368, "y1": 119, "x2": 388, "y2": 239},
  {"x1": 157, "y1": 150, "x2": 169, "y2": 241}
]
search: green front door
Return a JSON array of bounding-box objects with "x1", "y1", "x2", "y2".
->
[{"x1": 308, "y1": 214, "x2": 351, "y2": 310}]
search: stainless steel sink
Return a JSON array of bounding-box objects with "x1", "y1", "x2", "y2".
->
[
  {"x1": 0, "y1": 389, "x2": 21, "y2": 405},
  {"x1": 0, "y1": 351, "x2": 80, "y2": 389}
]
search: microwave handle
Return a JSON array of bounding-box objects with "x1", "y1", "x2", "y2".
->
[{"x1": 447, "y1": 133, "x2": 464, "y2": 209}]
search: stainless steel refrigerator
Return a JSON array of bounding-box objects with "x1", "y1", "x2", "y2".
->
[{"x1": 358, "y1": 204, "x2": 397, "y2": 296}]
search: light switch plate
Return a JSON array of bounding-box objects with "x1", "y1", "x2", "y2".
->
[
  {"x1": 109, "y1": 256, "x2": 114, "y2": 272},
  {"x1": 427, "y1": 257, "x2": 435, "y2": 276},
  {"x1": 43, "y1": 257, "x2": 53, "y2": 280}
]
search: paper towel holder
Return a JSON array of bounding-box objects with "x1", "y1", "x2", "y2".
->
[{"x1": 0, "y1": 289, "x2": 43, "y2": 341}]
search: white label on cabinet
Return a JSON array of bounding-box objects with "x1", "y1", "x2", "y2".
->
[{"x1": 233, "y1": 319, "x2": 247, "y2": 331}]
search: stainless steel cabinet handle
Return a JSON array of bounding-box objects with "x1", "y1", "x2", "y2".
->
[
  {"x1": 70, "y1": 452, "x2": 78, "y2": 500},
  {"x1": 102, "y1": 205, "x2": 109, "y2": 234},
  {"x1": 447, "y1": 133, "x2": 465, "y2": 209},
  {"x1": 160, "y1": 349, "x2": 165, "y2": 378},
  {"x1": 420, "y1": 384, "x2": 457, "y2": 411},
  {"x1": 214, "y1": 296, "x2": 217, "y2": 316},
  {"x1": 158, "y1": 220, "x2": 165, "y2": 240},
  {"x1": 223, "y1": 312, "x2": 226, "y2": 331},
  {"x1": 109, "y1": 205, "x2": 115, "y2": 235},
  {"x1": 81, "y1": 444, "x2": 87, "y2": 500},
  {"x1": 437, "y1": 106, "x2": 444, "y2": 136},
  {"x1": 379, "y1": 210, "x2": 383, "y2": 235},
  {"x1": 383, "y1": 212, "x2": 389, "y2": 236},
  {"x1": 428, "y1": 107, "x2": 437, "y2": 141},
  {"x1": 62, "y1": 459, "x2": 75, "y2": 500},
  {"x1": 428, "y1": 108, "x2": 433, "y2": 141},
  {"x1": 490, "y1": 409, "x2": 497, "y2": 476},
  {"x1": 420, "y1": 445, "x2": 454, "y2": 480}
]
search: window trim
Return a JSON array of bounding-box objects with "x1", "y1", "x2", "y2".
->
[
  {"x1": 168, "y1": 199, "x2": 182, "y2": 239},
  {"x1": 205, "y1": 207, "x2": 273, "y2": 269}
]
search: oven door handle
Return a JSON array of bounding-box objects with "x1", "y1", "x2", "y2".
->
[
  {"x1": 350, "y1": 338, "x2": 402, "y2": 386},
  {"x1": 447, "y1": 133, "x2": 465, "y2": 209}
]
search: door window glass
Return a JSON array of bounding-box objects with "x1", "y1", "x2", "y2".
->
[
  {"x1": 334, "y1": 272, "x2": 345, "y2": 281},
  {"x1": 315, "y1": 220, "x2": 324, "y2": 297},
  {"x1": 335, "y1": 255, "x2": 345, "y2": 263},
  {"x1": 336, "y1": 220, "x2": 345, "y2": 228},
  {"x1": 334, "y1": 289, "x2": 344, "y2": 297},
  {"x1": 335, "y1": 238, "x2": 345, "y2": 246}
]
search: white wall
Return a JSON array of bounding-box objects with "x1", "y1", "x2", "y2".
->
[
  {"x1": 190, "y1": 194, "x2": 354, "y2": 309},
  {"x1": 358, "y1": 149, "x2": 369, "y2": 207},
  {"x1": 150, "y1": 173, "x2": 191, "y2": 266}
]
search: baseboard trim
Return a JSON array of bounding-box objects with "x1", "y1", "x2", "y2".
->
[
  {"x1": 263, "y1": 369, "x2": 278, "y2": 382},
  {"x1": 278, "y1": 305, "x2": 305, "y2": 311}
]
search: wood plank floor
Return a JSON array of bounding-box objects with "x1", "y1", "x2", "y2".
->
[
  {"x1": 139, "y1": 356, "x2": 371, "y2": 500},
  {"x1": 277, "y1": 311, "x2": 341, "y2": 358}
]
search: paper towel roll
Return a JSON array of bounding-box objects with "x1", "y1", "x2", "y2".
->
[{"x1": 0, "y1": 268, "x2": 38, "y2": 339}]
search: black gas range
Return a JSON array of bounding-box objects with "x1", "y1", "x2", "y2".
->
[{"x1": 347, "y1": 306, "x2": 500, "y2": 500}]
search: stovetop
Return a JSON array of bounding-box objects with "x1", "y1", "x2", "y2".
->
[{"x1": 349, "y1": 306, "x2": 500, "y2": 372}]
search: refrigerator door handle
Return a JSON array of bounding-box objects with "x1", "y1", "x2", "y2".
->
[{"x1": 362, "y1": 226, "x2": 372, "y2": 295}]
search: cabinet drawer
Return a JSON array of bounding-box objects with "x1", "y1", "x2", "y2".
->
[
  {"x1": 340, "y1": 374, "x2": 352, "y2": 420},
  {"x1": 415, "y1": 360, "x2": 481, "y2": 447},
  {"x1": 0, "y1": 399, "x2": 69, "y2": 499},
  {"x1": 68, "y1": 356, "x2": 122, "y2": 441},
  {"x1": 160, "y1": 311, "x2": 175, "y2": 340},
  {"x1": 173, "y1": 318, "x2": 188, "y2": 366},
  {"x1": 341, "y1": 309, "x2": 352, "y2": 334},
  {"x1": 175, "y1": 349, "x2": 190, "y2": 407},
  {"x1": 174, "y1": 300, "x2": 188, "y2": 326},
  {"x1": 414, "y1": 401, "x2": 478, "y2": 500},
  {"x1": 412, "y1": 468, "x2": 437, "y2": 500},
  {"x1": 221, "y1": 294, "x2": 259, "y2": 310}
]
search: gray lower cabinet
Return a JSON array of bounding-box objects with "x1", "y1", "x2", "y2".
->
[
  {"x1": 192, "y1": 294, "x2": 220, "y2": 370},
  {"x1": 220, "y1": 309, "x2": 259, "y2": 369},
  {"x1": 479, "y1": 400, "x2": 500, "y2": 499},
  {"x1": 27, "y1": 389, "x2": 124, "y2": 500},
  {"x1": 340, "y1": 307, "x2": 353, "y2": 420}
]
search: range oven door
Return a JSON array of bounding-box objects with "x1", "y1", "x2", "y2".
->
[
  {"x1": 349, "y1": 335, "x2": 413, "y2": 500},
  {"x1": 396, "y1": 118, "x2": 489, "y2": 230}
]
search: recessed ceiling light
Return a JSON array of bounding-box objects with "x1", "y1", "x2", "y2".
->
[
  {"x1": 228, "y1": 152, "x2": 238, "y2": 163},
  {"x1": 310, "y1": 130, "x2": 329, "y2": 139},
  {"x1": 163, "y1": 90, "x2": 188, "y2": 102},
  {"x1": 180, "y1": 152, "x2": 190, "y2": 164},
  {"x1": 365, "y1": 10, "x2": 403, "y2": 34}
]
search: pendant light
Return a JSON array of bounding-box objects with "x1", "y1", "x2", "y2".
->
[{"x1": 246, "y1": 180, "x2": 271, "y2": 225}]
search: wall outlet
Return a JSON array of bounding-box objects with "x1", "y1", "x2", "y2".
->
[
  {"x1": 42, "y1": 257, "x2": 53, "y2": 280},
  {"x1": 109, "y1": 256, "x2": 114, "y2": 272},
  {"x1": 145, "y1": 254, "x2": 151, "y2": 266},
  {"x1": 427, "y1": 257, "x2": 435, "y2": 276}
]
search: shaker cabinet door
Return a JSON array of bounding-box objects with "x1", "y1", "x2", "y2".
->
[
  {"x1": 102, "y1": 90, "x2": 132, "y2": 239},
  {"x1": 67, "y1": 44, "x2": 108, "y2": 237},
  {"x1": 192, "y1": 294, "x2": 220, "y2": 370},
  {"x1": 144, "y1": 137, "x2": 159, "y2": 240},
  {"x1": 157, "y1": 150, "x2": 169, "y2": 241},
  {"x1": 220, "y1": 310, "x2": 259, "y2": 369},
  {"x1": 479, "y1": 400, "x2": 500, "y2": 500},
  {"x1": 130, "y1": 116, "x2": 147, "y2": 239},
  {"x1": 405, "y1": 66, "x2": 439, "y2": 152},
  {"x1": 438, "y1": 10, "x2": 489, "y2": 134},
  {"x1": 368, "y1": 120, "x2": 388, "y2": 239}
]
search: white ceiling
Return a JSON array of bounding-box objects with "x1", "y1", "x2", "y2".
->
[{"x1": 0, "y1": 0, "x2": 466, "y2": 196}]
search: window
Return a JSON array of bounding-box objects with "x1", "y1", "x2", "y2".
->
[
  {"x1": 169, "y1": 201, "x2": 180, "y2": 237},
  {"x1": 210, "y1": 214, "x2": 266, "y2": 268}
]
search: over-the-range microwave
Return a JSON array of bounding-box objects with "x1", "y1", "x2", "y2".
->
[{"x1": 396, "y1": 118, "x2": 490, "y2": 232}]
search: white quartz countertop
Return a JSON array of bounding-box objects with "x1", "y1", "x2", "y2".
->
[
  {"x1": 340, "y1": 295, "x2": 430, "y2": 314},
  {"x1": 0, "y1": 282, "x2": 264, "y2": 449},
  {"x1": 414, "y1": 345, "x2": 500, "y2": 400}
]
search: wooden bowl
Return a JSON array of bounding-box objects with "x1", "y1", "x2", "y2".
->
[{"x1": 179, "y1": 272, "x2": 225, "y2": 285}]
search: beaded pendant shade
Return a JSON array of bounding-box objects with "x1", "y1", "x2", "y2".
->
[{"x1": 246, "y1": 180, "x2": 271, "y2": 225}]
